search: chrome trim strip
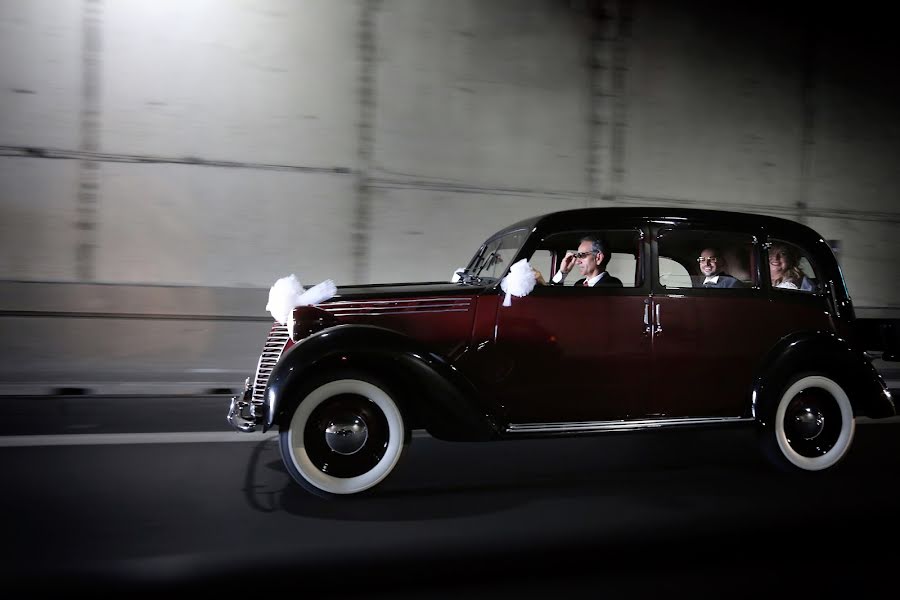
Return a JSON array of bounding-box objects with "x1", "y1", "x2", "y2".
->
[
  {"x1": 505, "y1": 416, "x2": 753, "y2": 434},
  {"x1": 324, "y1": 298, "x2": 473, "y2": 306},
  {"x1": 323, "y1": 303, "x2": 471, "y2": 312},
  {"x1": 329, "y1": 308, "x2": 472, "y2": 317}
]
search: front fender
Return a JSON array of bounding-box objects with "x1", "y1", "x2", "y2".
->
[
  {"x1": 752, "y1": 331, "x2": 895, "y2": 424},
  {"x1": 263, "y1": 324, "x2": 499, "y2": 440}
]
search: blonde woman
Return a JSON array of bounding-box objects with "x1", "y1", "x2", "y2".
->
[{"x1": 768, "y1": 242, "x2": 815, "y2": 291}]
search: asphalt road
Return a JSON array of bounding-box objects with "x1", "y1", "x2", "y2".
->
[{"x1": 3, "y1": 394, "x2": 900, "y2": 596}]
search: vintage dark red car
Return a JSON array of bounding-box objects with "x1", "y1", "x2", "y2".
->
[{"x1": 227, "y1": 207, "x2": 897, "y2": 498}]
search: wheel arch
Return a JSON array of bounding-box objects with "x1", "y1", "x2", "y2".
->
[
  {"x1": 752, "y1": 331, "x2": 895, "y2": 426},
  {"x1": 264, "y1": 324, "x2": 499, "y2": 441}
]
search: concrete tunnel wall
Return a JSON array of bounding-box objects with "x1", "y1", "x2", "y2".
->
[{"x1": 0, "y1": 0, "x2": 897, "y2": 393}]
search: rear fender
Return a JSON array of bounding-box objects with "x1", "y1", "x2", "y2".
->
[{"x1": 752, "y1": 331, "x2": 895, "y2": 425}]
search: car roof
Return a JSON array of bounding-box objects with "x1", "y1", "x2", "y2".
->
[{"x1": 491, "y1": 206, "x2": 823, "y2": 242}]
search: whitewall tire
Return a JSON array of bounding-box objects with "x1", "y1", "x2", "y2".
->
[
  {"x1": 764, "y1": 374, "x2": 855, "y2": 472},
  {"x1": 279, "y1": 375, "x2": 407, "y2": 497}
]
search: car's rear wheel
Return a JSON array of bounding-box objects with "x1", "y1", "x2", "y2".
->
[
  {"x1": 760, "y1": 374, "x2": 855, "y2": 472},
  {"x1": 279, "y1": 371, "x2": 408, "y2": 498}
]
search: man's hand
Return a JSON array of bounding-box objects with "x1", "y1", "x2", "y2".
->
[{"x1": 560, "y1": 252, "x2": 576, "y2": 274}]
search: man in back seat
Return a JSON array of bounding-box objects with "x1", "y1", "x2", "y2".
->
[{"x1": 697, "y1": 247, "x2": 744, "y2": 288}]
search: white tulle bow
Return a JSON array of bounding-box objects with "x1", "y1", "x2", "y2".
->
[
  {"x1": 265, "y1": 274, "x2": 337, "y2": 324},
  {"x1": 499, "y1": 259, "x2": 537, "y2": 307}
]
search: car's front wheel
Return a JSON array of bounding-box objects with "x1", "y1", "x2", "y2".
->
[
  {"x1": 760, "y1": 374, "x2": 855, "y2": 472},
  {"x1": 279, "y1": 372, "x2": 408, "y2": 498}
]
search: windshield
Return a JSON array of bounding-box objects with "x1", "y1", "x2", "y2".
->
[{"x1": 462, "y1": 229, "x2": 529, "y2": 283}]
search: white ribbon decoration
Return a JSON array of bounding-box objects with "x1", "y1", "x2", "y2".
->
[
  {"x1": 499, "y1": 258, "x2": 537, "y2": 307},
  {"x1": 265, "y1": 274, "x2": 337, "y2": 324},
  {"x1": 451, "y1": 267, "x2": 465, "y2": 283}
]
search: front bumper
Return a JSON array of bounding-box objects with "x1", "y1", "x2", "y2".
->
[{"x1": 226, "y1": 377, "x2": 265, "y2": 433}]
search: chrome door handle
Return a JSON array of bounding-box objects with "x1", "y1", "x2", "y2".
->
[
  {"x1": 643, "y1": 301, "x2": 651, "y2": 335},
  {"x1": 655, "y1": 303, "x2": 663, "y2": 334}
]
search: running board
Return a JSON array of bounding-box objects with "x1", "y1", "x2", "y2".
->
[{"x1": 505, "y1": 416, "x2": 753, "y2": 435}]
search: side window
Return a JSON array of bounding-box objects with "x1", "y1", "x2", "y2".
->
[
  {"x1": 767, "y1": 239, "x2": 820, "y2": 293},
  {"x1": 659, "y1": 257, "x2": 692, "y2": 288},
  {"x1": 605, "y1": 252, "x2": 638, "y2": 288},
  {"x1": 533, "y1": 229, "x2": 642, "y2": 288},
  {"x1": 657, "y1": 228, "x2": 756, "y2": 289},
  {"x1": 529, "y1": 249, "x2": 553, "y2": 280}
]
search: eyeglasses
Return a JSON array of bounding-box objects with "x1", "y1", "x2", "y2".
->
[
  {"x1": 697, "y1": 256, "x2": 718, "y2": 264},
  {"x1": 571, "y1": 251, "x2": 595, "y2": 259}
]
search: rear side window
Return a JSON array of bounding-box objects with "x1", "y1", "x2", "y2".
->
[
  {"x1": 657, "y1": 229, "x2": 757, "y2": 289},
  {"x1": 659, "y1": 256, "x2": 692, "y2": 288}
]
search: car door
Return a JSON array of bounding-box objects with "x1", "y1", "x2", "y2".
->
[
  {"x1": 490, "y1": 225, "x2": 652, "y2": 425},
  {"x1": 648, "y1": 224, "x2": 771, "y2": 418}
]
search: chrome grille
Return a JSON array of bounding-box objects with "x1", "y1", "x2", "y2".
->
[{"x1": 251, "y1": 323, "x2": 289, "y2": 403}]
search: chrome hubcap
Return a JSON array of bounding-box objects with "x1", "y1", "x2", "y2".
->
[
  {"x1": 793, "y1": 406, "x2": 825, "y2": 440},
  {"x1": 324, "y1": 417, "x2": 369, "y2": 455}
]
